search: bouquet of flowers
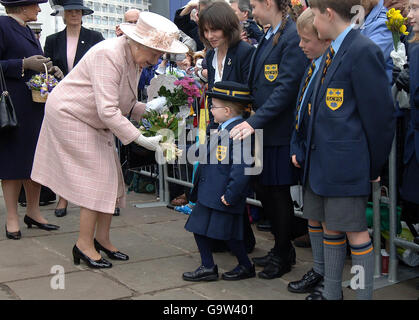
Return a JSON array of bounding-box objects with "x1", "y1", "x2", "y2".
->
[
  {"x1": 26, "y1": 66, "x2": 59, "y2": 103},
  {"x1": 386, "y1": 8, "x2": 410, "y2": 109},
  {"x1": 386, "y1": 8, "x2": 409, "y2": 51},
  {"x1": 157, "y1": 76, "x2": 201, "y2": 115},
  {"x1": 290, "y1": 0, "x2": 305, "y2": 19}
]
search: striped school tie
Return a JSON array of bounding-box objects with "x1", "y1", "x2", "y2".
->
[
  {"x1": 296, "y1": 61, "x2": 316, "y2": 130},
  {"x1": 321, "y1": 46, "x2": 335, "y2": 85}
]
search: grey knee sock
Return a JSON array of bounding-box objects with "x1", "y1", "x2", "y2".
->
[
  {"x1": 308, "y1": 224, "x2": 324, "y2": 276},
  {"x1": 323, "y1": 234, "x2": 346, "y2": 300},
  {"x1": 350, "y1": 241, "x2": 374, "y2": 300}
]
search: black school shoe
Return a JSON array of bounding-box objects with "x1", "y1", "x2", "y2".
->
[
  {"x1": 182, "y1": 265, "x2": 219, "y2": 282},
  {"x1": 222, "y1": 264, "x2": 256, "y2": 281},
  {"x1": 258, "y1": 255, "x2": 292, "y2": 279},
  {"x1": 252, "y1": 247, "x2": 296, "y2": 267},
  {"x1": 287, "y1": 268, "x2": 324, "y2": 293},
  {"x1": 305, "y1": 280, "x2": 343, "y2": 300}
]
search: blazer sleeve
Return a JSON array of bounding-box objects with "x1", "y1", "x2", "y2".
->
[
  {"x1": 0, "y1": 26, "x2": 23, "y2": 79},
  {"x1": 247, "y1": 31, "x2": 307, "y2": 130},
  {"x1": 88, "y1": 46, "x2": 141, "y2": 145},
  {"x1": 352, "y1": 44, "x2": 396, "y2": 180},
  {"x1": 239, "y1": 43, "x2": 255, "y2": 83},
  {"x1": 44, "y1": 34, "x2": 54, "y2": 61}
]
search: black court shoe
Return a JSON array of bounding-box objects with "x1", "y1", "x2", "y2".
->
[
  {"x1": 94, "y1": 239, "x2": 129, "y2": 261},
  {"x1": 23, "y1": 215, "x2": 60, "y2": 231},
  {"x1": 287, "y1": 268, "x2": 324, "y2": 293},
  {"x1": 182, "y1": 265, "x2": 219, "y2": 282},
  {"x1": 54, "y1": 208, "x2": 67, "y2": 217},
  {"x1": 222, "y1": 264, "x2": 256, "y2": 281},
  {"x1": 72, "y1": 245, "x2": 112, "y2": 269},
  {"x1": 5, "y1": 225, "x2": 21, "y2": 240}
]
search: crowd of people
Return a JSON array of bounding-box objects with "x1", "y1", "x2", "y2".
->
[{"x1": 0, "y1": 0, "x2": 418, "y2": 300}]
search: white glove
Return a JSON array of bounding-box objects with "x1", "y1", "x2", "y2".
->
[
  {"x1": 390, "y1": 43, "x2": 407, "y2": 69},
  {"x1": 145, "y1": 97, "x2": 167, "y2": 113},
  {"x1": 134, "y1": 134, "x2": 162, "y2": 151}
]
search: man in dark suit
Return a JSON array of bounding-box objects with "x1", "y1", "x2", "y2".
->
[
  {"x1": 44, "y1": 0, "x2": 104, "y2": 76},
  {"x1": 44, "y1": 0, "x2": 104, "y2": 217}
]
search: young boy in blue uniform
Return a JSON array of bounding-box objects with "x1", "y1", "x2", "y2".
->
[
  {"x1": 300, "y1": 0, "x2": 395, "y2": 300},
  {"x1": 287, "y1": 7, "x2": 331, "y2": 294},
  {"x1": 183, "y1": 81, "x2": 256, "y2": 282}
]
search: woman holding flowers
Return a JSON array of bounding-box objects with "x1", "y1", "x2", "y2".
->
[
  {"x1": 0, "y1": 0, "x2": 64, "y2": 240},
  {"x1": 31, "y1": 12, "x2": 188, "y2": 268}
]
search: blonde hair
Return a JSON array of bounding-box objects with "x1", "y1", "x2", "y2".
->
[{"x1": 296, "y1": 8, "x2": 319, "y2": 38}]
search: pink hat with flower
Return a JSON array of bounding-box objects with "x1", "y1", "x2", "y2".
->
[{"x1": 120, "y1": 11, "x2": 188, "y2": 54}]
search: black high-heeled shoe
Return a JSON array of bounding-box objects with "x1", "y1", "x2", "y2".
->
[
  {"x1": 54, "y1": 208, "x2": 67, "y2": 217},
  {"x1": 23, "y1": 215, "x2": 60, "y2": 231},
  {"x1": 94, "y1": 239, "x2": 129, "y2": 261},
  {"x1": 5, "y1": 225, "x2": 21, "y2": 240},
  {"x1": 72, "y1": 245, "x2": 112, "y2": 268}
]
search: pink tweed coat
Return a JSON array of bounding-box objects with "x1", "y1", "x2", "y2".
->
[{"x1": 31, "y1": 36, "x2": 145, "y2": 214}]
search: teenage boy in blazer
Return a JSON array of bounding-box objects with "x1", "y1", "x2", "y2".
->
[{"x1": 303, "y1": 0, "x2": 395, "y2": 300}]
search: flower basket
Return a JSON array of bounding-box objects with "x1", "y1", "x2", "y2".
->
[
  {"x1": 27, "y1": 63, "x2": 58, "y2": 103},
  {"x1": 31, "y1": 89, "x2": 47, "y2": 103}
]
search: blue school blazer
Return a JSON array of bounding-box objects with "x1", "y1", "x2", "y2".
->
[
  {"x1": 304, "y1": 29, "x2": 395, "y2": 197},
  {"x1": 191, "y1": 118, "x2": 253, "y2": 215},
  {"x1": 404, "y1": 43, "x2": 419, "y2": 165},
  {"x1": 246, "y1": 19, "x2": 308, "y2": 146},
  {"x1": 290, "y1": 63, "x2": 321, "y2": 171}
]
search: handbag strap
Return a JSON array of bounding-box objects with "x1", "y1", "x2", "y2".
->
[{"x1": 0, "y1": 63, "x2": 8, "y2": 93}]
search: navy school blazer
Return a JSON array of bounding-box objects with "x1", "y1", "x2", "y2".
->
[
  {"x1": 304, "y1": 29, "x2": 395, "y2": 197},
  {"x1": 246, "y1": 18, "x2": 309, "y2": 146},
  {"x1": 190, "y1": 118, "x2": 253, "y2": 215},
  {"x1": 44, "y1": 26, "x2": 104, "y2": 76},
  {"x1": 290, "y1": 62, "x2": 321, "y2": 173},
  {"x1": 403, "y1": 43, "x2": 419, "y2": 166}
]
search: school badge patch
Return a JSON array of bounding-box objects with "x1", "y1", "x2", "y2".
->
[
  {"x1": 264, "y1": 64, "x2": 278, "y2": 82},
  {"x1": 326, "y1": 88, "x2": 344, "y2": 111},
  {"x1": 216, "y1": 146, "x2": 227, "y2": 162}
]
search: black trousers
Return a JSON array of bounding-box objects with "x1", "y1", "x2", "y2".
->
[{"x1": 256, "y1": 183, "x2": 295, "y2": 259}]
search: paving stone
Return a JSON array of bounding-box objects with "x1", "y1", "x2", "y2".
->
[
  {"x1": 6, "y1": 270, "x2": 133, "y2": 300},
  {"x1": 0, "y1": 237, "x2": 79, "y2": 283},
  {"x1": 133, "y1": 287, "x2": 207, "y2": 300}
]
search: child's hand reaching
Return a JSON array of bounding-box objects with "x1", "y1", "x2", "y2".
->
[{"x1": 221, "y1": 195, "x2": 230, "y2": 206}]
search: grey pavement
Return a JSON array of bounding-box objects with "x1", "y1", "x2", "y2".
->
[{"x1": 0, "y1": 190, "x2": 418, "y2": 300}]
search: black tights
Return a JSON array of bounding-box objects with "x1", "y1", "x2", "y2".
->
[{"x1": 256, "y1": 184, "x2": 294, "y2": 259}]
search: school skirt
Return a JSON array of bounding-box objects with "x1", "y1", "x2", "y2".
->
[
  {"x1": 185, "y1": 202, "x2": 244, "y2": 241},
  {"x1": 259, "y1": 145, "x2": 297, "y2": 186}
]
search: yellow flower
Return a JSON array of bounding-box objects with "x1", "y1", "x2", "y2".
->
[{"x1": 400, "y1": 24, "x2": 409, "y2": 36}]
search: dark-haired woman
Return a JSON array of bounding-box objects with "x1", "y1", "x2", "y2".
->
[{"x1": 231, "y1": 0, "x2": 308, "y2": 279}]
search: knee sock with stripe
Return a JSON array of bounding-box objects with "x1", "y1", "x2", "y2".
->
[
  {"x1": 308, "y1": 224, "x2": 324, "y2": 276},
  {"x1": 350, "y1": 240, "x2": 374, "y2": 300},
  {"x1": 323, "y1": 234, "x2": 347, "y2": 300}
]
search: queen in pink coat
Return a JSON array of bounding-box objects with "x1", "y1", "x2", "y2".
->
[{"x1": 31, "y1": 12, "x2": 188, "y2": 269}]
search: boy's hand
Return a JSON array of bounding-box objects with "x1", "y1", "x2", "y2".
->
[
  {"x1": 292, "y1": 155, "x2": 301, "y2": 168},
  {"x1": 221, "y1": 195, "x2": 230, "y2": 206}
]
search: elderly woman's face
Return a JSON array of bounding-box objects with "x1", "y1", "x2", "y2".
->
[
  {"x1": 22, "y1": 4, "x2": 41, "y2": 22},
  {"x1": 129, "y1": 40, "x2": 163, "y2": 69},
  {"x1": 64, "y1": 9, "x2": 83, "y2": 26}
]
